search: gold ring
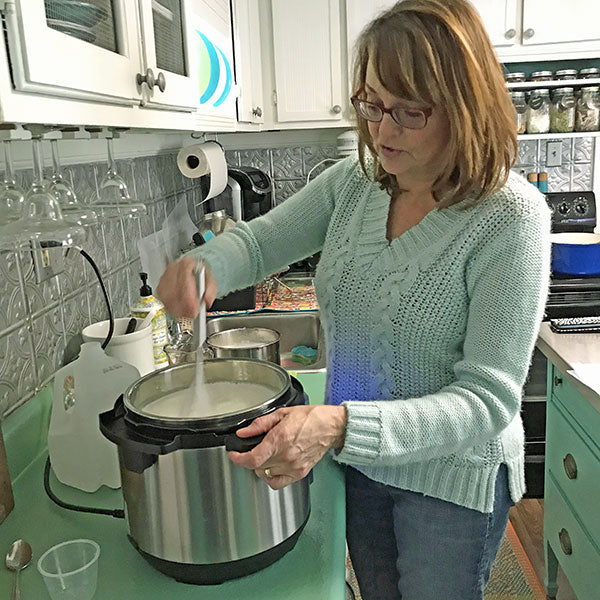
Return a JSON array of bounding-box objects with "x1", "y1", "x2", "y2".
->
[{"x1": 264, "y1": 468, "x2": 273, "y2": 479}]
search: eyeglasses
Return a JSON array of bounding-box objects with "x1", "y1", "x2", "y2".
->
[{"x1": 351, "y1": 89, "x2": 432, "y2": 129}]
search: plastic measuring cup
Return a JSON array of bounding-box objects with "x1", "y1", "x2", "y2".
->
[{"x1": 37, "y1": 539, "x2": 100, "y2": 600}]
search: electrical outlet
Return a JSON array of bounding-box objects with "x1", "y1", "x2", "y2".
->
[
  {"x1": 546, "y1": 141, "x2": 563, "y2": 167},
  {"x1": 31, "y1": 242, "x2": 65, "y2": 283}
]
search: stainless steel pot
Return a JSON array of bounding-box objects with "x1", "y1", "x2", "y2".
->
[
  {"x1": 205, "y1": 327, "x2": 280, "y2": 365},
  {"x1": 99, "y1": 358, "x2": 310, "y2": 585}
]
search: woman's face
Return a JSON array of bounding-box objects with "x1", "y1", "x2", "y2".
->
[{"x1": 364, "y1": 60, "x2": 450, "y2": 189}]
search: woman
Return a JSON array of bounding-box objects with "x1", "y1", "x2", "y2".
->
[{"x1": 157, "y1": 1, "x2": 551, "y2": 598}]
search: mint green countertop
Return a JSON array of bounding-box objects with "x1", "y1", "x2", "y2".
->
[{"x1": 0, "y1": 372, "x2": 347, "y2": 599}]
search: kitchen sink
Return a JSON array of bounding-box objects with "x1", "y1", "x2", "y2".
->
[{"x1": 206, "y1": 311, "x2": 326, "y2": 372}]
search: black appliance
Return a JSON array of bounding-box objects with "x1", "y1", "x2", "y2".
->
[
  {"x1": 205, "y1": 166, "x2": 273, "y2": 222},
  {"x1": 523, "y1": 190, "x2": 598, "y2": 498},
  {"x1": 228, "y1": 166, "x2": 273, "y2": 221},
  {"x1": 202, "y1": 166, "x2": 273, "y2": 312}
]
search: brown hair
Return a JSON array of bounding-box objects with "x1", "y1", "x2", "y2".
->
[{"x1": 353, "y1": 0, "x2": 517, "y2": 206}]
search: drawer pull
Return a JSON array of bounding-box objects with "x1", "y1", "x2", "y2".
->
[
  {"x1": 553, "y1": 375, "x2": 563, "y2": 386},
  {"x1": 559, "y1": 529, "x2": 573, "y2": 555},
  {"x1": 563, "y1": 453, "x2": 578, "y2": 479}
]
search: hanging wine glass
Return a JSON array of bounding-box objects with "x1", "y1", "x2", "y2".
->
[
  {"x1": 0, "y1": 137, "x2": 85, "y2": 251},
  {"x1": 0, "y1": 140, "x2": 26, "y2": 225},
  {"x1": 92, "y1": 137, "x2": 146, "y2": 219},
  {"x1": 48, "y1": 139, "x2": 98, "y2": 226}
]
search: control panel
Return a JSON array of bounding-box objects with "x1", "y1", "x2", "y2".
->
[{"x1": 545, "y1": 191, "x2": 596, "y2": 233}]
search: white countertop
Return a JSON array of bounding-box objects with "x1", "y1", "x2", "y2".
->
[{"x1": 536, "y1": 322, "x2": 600, "y2": 412}]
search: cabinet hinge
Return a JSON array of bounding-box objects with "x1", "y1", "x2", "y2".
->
[{"x1": 272, "y1": 91, "x2": 277, "y2": 106}]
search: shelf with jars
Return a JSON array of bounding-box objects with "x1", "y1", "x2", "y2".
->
[
  {"x1": 516, "y1": 131, "x2": 600, "y2": 140},
  {"x1": 507, "y1": 69, "x2": 600, "y2": 136}
]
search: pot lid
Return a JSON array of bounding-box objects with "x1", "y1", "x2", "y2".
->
[{"x1": 123, "y1": 358, "x2": 291, "y2": 428}]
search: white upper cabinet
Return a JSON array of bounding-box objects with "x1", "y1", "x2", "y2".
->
[
  {"x1": 270, "y1": 0, "x2": 345, "y2": 123},
  {"x1": 470, "y1": 0, "x2": 519, "y2": 48},
  {"x1": 137, "y1": 0, "x2": 198, "y2": 112},
  {"x1": 232, "y1": 0, "x2": 264, "y2": 125},
  {"x1": 472, "y1": 0, "x2": 600, "y2": 61},
  {"x1": 5, "y1": 0, "x2": 140, "y2": 105},
  {"x1": 521, "y1": 0, "x2": 600, "y2": 46},
  {"x1": 346, "y1": 0, "x2": 397, "y2": 64}
]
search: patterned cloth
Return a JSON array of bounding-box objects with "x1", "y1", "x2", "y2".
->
[{"x1": 186, "y1": 156, "x2": 552, "y2": 513}]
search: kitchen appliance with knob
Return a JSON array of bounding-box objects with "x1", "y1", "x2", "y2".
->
[
  {"x1": 522, "y1": 190, "x2": 598, "y2": 498},
  {"x1": 99, "y1": 358, "x2": 311, "y2": 584}
]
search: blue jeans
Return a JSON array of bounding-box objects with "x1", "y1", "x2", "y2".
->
[{"x1": 346, "y1": 464, "x2": 512, "y2": 600}]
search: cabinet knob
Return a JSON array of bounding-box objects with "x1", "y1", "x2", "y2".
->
[
  {"x1": 136, "y1": 68, "x2": 166, "y2": 93},
  {"x1": 523, "y1": 28, "x2": 535, "y2": 39},
  {"x1": 504, "y1": 28, "x2": 516, "y2": 40},
  {"x1": 563, "y1": 453, "x2": 578, "y2": 479},
  {"x1": 156, "y1": 71, "x2": 166, "y2": 93},
  {"x1": 554, "y1": 375, "x2": 562, "y2": 387},
  {"x1": 558, "y1": 529, "x2": 572, "y2": 555},
  {"x1": 252, "y1": 106, "x2": 263, "y2": 118},
  {"x1": 332, "y1": 105, "x2": 342, "y2": 114}
]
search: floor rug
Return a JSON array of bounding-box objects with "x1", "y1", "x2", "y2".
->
[{"x1": 345, "y1": 521, "x2": 547, "y2": 600}]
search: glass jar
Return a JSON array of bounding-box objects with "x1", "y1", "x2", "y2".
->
[
  {"x1": 526, "y1": 89, "x2": 551, "y2": 133},
  {"x1": 550, "y1": 87, "x2": 576, "y2": 133},
  {"x1": 575, "y1": 86, "x2": 600, "y2": 132},
  {"x1": 510, "y1": 91, "x2": 527, "y2": 134},
  {"x1": 578, "y1": 67, "x2": 600, "y2": 79},
  {"x1": 555, "y1": 69, "x2": 578, "y2": 81},
  {"x1": 531, "y1": 70, "x2": 554, "y2": 82},
  {"x1": 505, "y1": 72, "x2": 526, "y2": 84}
]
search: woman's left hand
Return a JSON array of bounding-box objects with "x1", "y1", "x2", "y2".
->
[{"x1": 227, "y1": 405, "x2": 347, "y2": 490}]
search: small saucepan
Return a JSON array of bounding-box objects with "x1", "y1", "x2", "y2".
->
[
  {"x1": 205, "y1": 327, "x2": 281, "y2": 365},
  {"x1": 551, "y1": 233, "x2": 600, "y2": 277}
]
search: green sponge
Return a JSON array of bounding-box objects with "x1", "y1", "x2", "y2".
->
[{"x1": 291, "y1": 345, "x2": 317, "y2": 365}]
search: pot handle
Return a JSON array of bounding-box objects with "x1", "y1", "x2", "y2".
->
[{"x1": 225, "y1": 433, "x2": 266, "y2": 452}]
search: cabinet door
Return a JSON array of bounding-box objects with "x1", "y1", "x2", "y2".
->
[
  {"x1": 522, "y1": 0, "x2": 600, "y2": 46},
  {"x1": 470, "y1": 0, "x2": 519, "y2": 47},
  {"x1": 232, "y1": 0, "x2": 264, "y2": 124},
  {"x1": 6, "y1": 0, "x2": 140, "y2": 104},
  {"x1": 271, "y1": 0, "x2": 344, "y2": 122},
  {"x1": 346, "y1": 0, "x2": 397, "y2": 65},
  {"x1": 137, "y1": 0, "x2": 198, "y2": 111}
]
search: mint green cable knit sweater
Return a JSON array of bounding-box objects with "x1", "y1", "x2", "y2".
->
[{"x1": 188, "y1": 156, "x2": 551, "y2": 513}]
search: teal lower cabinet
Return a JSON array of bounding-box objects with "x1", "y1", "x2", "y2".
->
[{"x1": 543, "y1": 364, "x2": 600, "y2": 600}]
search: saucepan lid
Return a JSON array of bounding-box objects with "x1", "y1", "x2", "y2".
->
[{"x1": 122, "y1": 358, "x2": 291, "y2": 430}]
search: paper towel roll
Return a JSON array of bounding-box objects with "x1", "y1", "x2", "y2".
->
[{"x1": 176, "y1": 141, "x2": 228, "y2": 200}]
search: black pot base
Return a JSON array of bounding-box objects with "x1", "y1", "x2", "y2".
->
[{"x1": 128, "y1": 513, "x2": 309, "y2": 585}]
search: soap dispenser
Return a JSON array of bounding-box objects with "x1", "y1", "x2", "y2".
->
[{"x1": 132, "y1": 272, "x2": 169, "y2": 369}]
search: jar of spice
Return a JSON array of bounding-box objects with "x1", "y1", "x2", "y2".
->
[
  {"x1": 575, "y1": 86, "x2": 600, "y2": 132},
  {"x1": 578, "y1": 67, "x2": 600, "y2": 79},
  {"x1": 531, "y1": 70, "x2": 554, "y2": 82},
  {"x1": 526, "y1": 89, "x2": 551, "y2": 133},
  {"x1": 510, "y1": 91, "x2": 527, "y2": 134},
  {"x1": 550, "y1": 87, "x2": 576, "y2": 133},
  {"x1": 555, "y1": 69, "x2": 578, "y2": 81},
  {"x1": 505, "y1": 72, "x2": 526, "y2": 84}
]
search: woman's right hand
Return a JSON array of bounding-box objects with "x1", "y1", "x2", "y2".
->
[{"x1": 156, "y1": 258, "x2": 218, "y2": 318}]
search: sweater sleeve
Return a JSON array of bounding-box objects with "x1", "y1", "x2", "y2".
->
[
  {"x1": 335, "y1": 208, "x2": 552, "y2": 467},
  {"x1": 184, "y1": 156, "x2": 355, "y2": 298}
]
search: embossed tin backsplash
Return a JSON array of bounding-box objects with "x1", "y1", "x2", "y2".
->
[
  {"x1": 0, "y1": 137, "x2": 594, "y2": 417},
  {"x1": 0, "y1": 142, "x2": 337, "y2": 418}
]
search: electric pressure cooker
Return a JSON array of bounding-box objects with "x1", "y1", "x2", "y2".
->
[{"x1": 99, "y1": 358, "x2": 311, "y2": 585}]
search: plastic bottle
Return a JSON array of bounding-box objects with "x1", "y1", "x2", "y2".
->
[
  {"x1": 49, "y1": 342, "x2": 140, "y2": 492},
  {"x1": 132, "y1": 272, "x2": 169, "y2": 369}
]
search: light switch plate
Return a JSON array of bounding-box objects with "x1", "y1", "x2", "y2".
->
[{"x1": 546, "y1": 141, "x2": 563, "y2": 167}]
